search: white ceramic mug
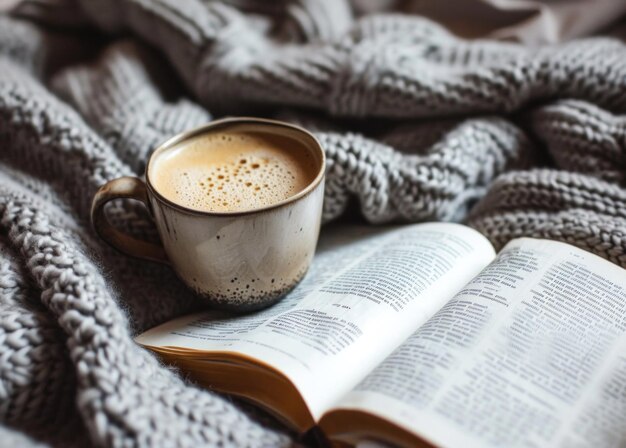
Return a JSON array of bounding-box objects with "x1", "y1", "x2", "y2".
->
[{"x1": 91, "y1": 118, "x2": 325, "y2": 311}]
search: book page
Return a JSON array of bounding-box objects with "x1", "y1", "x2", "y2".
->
[
  {"x1": 331, "y1": 238, "x2": 626, "y2": 448},
  {"x1": 136, "y1": 223, "x2": 494, "y2": 419}
]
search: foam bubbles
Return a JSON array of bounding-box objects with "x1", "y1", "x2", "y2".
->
[
  {"x1": 184, "y1": 154, "x2": 302, "y2": 211},
  {"x1": 152, "y1": 132, "x2": 316, "y2": 212}
]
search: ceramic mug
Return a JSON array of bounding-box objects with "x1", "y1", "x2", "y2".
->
[{"x1": 91, "y1": 117, "x2": 325, "y2": 311}]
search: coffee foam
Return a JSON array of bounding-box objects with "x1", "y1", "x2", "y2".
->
[{"x1": 151, "y1": 131, "x2": 317, "y2": 212}]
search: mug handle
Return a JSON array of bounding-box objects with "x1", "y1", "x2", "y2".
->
[{"x1": 91, "y1": 176, "x2": 169, "y2": 264}]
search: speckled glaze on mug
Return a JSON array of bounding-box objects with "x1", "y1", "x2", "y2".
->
[{"x1": 91, "y1": 117, "x2": 325, "y2": 311}]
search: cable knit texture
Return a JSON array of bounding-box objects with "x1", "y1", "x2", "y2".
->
[{"x1": 1, "y1": 0, "x2": 626, "y2": 446}]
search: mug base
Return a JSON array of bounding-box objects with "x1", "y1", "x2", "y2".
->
[{"x1": 193, "y1": 268, "x2": 308, "y2": 313}]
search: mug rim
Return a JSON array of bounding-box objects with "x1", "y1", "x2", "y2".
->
[{"x1": 145, "y1": 117, "x2": 326, "y2": 217}]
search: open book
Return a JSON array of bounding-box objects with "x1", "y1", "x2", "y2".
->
[{"x1": 137, "y1": 223, "x2": 626, "y2": 448}]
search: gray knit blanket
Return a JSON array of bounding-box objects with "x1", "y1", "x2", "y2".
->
[{"x1": 1, "y1": 0, "x2": 626, "y2": 446}]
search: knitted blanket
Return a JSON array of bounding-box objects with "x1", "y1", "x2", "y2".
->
[{"x1": 1, "y1": 0, "x2": 625, "y2": 446}]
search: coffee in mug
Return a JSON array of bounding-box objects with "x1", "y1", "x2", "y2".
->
[
  {"x1": 91, "y1": 118, "x2": 325, "y2": 311},
  {"x1": 151, "y1": 132, "x2": 318, "y2": 213}
]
